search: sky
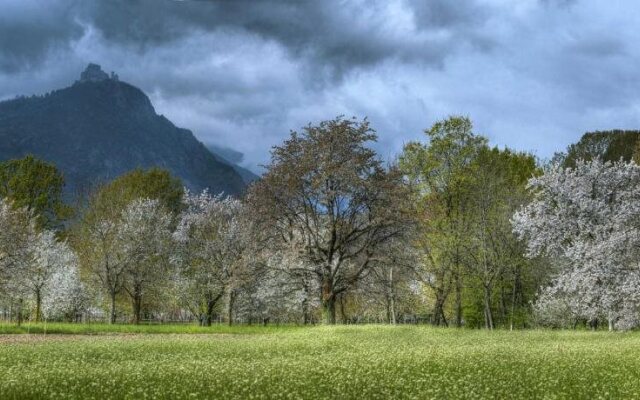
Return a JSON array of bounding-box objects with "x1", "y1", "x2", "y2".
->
[{"x1": 1, "y1": 0, "x2": 640, "y2": 172}]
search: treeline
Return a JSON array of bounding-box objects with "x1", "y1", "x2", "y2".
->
[{"x1": 0, "y1": 117, "x2": 639, "y2": 329}]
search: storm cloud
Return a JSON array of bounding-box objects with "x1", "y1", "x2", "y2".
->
[{"x1": 1, "y1": 0, "x2": 640, "y2": 171}]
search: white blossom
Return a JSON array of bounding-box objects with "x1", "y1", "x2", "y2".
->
[{"x1": 513, "y1": 159, "x2": 640, "y2": 329}]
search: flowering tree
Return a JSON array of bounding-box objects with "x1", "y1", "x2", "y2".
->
[
  {"x1": 173, "y1": 191, "x2": 254, "y2": 326},
  {"x1": 513, "y1": 159, "x2": 640, "y2": 330},
  {"x1": 0, "y1": 200, "x2": 32, "y2": 285},
  {"x1": 21, "y1": 231, "x2": 77, "y2": 322},
  {"x1": 0, "y1": 199, "x2": 36, "y2": 323},
  {"x1": 42, "y1": 260, "x2": 87, "y2": 321},
  {"x1": 0, "y1": 198, "x2": 81, "y2": 323},
  {"x1": 76, "y1": 211, "x2": 125, "y2": 324},
  {"x1": 117, "y1": 199, "x2": 173, "y2": 324}
]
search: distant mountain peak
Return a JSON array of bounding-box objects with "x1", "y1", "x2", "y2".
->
[
  {"x1": 0, "y1": 65, "x2": 249, "y2": 197},
  {"x1": 78, "y1": 63, "x2": 119, "y2": 83}
]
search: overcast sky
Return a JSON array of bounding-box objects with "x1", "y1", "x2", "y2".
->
[{"x1": 1, "y1": 0, "x2": 639, "y2": 171}]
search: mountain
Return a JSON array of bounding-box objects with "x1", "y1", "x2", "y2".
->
[
  {"x1": 0, "y1": 64, "x2": 250, "y2": 196},
  {"x1": 206, "y1": 143, "x2": 259, "y2": 184}
]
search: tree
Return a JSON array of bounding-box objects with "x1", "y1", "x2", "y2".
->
[
  {"x1": 74, "y1": 168, "x2": 183, "y2": 323},
  {"x1": 0, "y1": 198, "x2": 37, "y2": 324},
  {"x1": 248, "y1": 117, "x2": 413, "y2": 324},
  {"x1": 563, "y1": 130, "x2": 640, "y2": 168},
  {"x1": 90, "y1": 168, "x2": 184, "y2": 216},
  {"x1": 513, "y1": 159, "x2": 640, "y2": 330},
  {"x1": 464, "y1": 147, "x2": 538, "y2": 329},
  {"x1": 399, "y1": 116, "x2": 486, "y2": 326},
  {"x1": 173, "y1": 191, "x2": 254, "y2": 326},
  {"x1": 0, "y1": 155, "x2": 72, "y2": 230},
  {"x1": 117, "y1": 199, "x2": 173, "y2": 324},
  {"x1": 21, "y1": 231, "x2": 76, "y2": 322},
  {"x1": 75, "y1": 207, "x2": 125, "y2": 324},
  {"x1": 42, "y1": 259, "x2": 87, "y2": 322}
]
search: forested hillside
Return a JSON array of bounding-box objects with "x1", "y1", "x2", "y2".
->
[{"x1": 0, "y1": 64, "x2": 248, "y2": 197}]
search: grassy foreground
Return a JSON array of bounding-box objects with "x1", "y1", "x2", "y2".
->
[
  {"x1": 1, "y1": 325, "x2": 639, "y2": 399},
  {"x1": 0, "y1": 321, "x2": 300, "y2": 335}
]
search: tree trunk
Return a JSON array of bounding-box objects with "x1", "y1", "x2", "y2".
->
[
  {"x1": 16, "y1": 298, "x2": 23, "y2": 327},
  {"x1": 483, "y1": 285, "x2": 494, "y2": 330},
  {"x1": 608, "y1": 314, "x2": 614, "y2": 331},
  {"x1": 388, "y1": 267, "x2": 396, "y2": 325},
  {"x1": 432, "y1": 290, "x2": 448, "y2": 327},
  {"x1": 202, "y1": 292, "x2": 223, "y2": 326},
  {"x1": 109, "y1": 290, "x2": 117, "y2": 324},
  {"x1": 454, "y1": 274, "x2": 463, "y2": 327},
  {"x1": 132, "y1": 290, "x2": 142, "y2": 325},
  {"x1": 227, "y1": 290, "x2": 235, "y2": 326},
  {"x1": 322, "y1": 276, "x2": 336, "y2": 324},
  {"x1": 339, "y1": 294, "x2": 348, "y2": 324},
  {"x1": 509, "y1": 266, "x2": 522, "y2": 331},
  {"x1": 35, "y1": 289, "x2": 42, "y2": 323},
  {"x1": 323, "y1": 297, "x2": 336, "y2": 324},
  {"x1": 302, "y1": 295, "x2": 310, "y2": 325}
]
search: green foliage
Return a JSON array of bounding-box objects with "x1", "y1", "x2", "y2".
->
[
  {"x1": 0, "y1": 154, "x2": 72, "y2": 230},
  {"x1": 90, "y1": 167, "x2": 184, "y2": 216},
  {"x1": 1, "y1": 326, "x2": 640, "y2": 399},
  {"x1": 564, "y1": 130, "x2": 640, "y2": 168},
  {"x1": 399, "y1": 117, "x2": 543, "y2": 329}
]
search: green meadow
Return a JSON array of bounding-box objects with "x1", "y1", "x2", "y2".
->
[{"x1": 1, "y1": 325, "x2": 639, "y2": 399}]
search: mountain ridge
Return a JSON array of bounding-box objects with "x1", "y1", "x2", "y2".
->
[{"x1": 0, "y1": 64, "x2": 252, "y2": 197}]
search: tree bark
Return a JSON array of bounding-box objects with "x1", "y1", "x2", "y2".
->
[
  {"x1": 131, "y1": 288, "x2": 142, "y2": 325},
  {"x1": 323, "y1": 296, "x2": 336, "y2": 324},
  {"x1": 302, "y1": 295, "x2": 310, "y2": 325},
  {"x1": 483, "y1": 285, "x2": 494, "y2": 330},
  {"x1": 227, "y1": 290, "x2": 236, "y2": 326},
  {"x1": 35, "y1": 289, "x2": 42, "y2": 323},
  {"x1": 509, "y1": 266, "x2": 522, "y2": 331},
  {"x1": 16, "y1": 298, "x2": 23, "y2": 327},
  {"x1": 454, "y1": 273, "x2": 463, "y2": 327},
  {"x1": 432, "y1": 296, "x2": 448, "y2": 327},
  {"x1": 202, "y1": 292, "x2": 223, "y2": 326},
  {"x1": 388, "y1": 267, "x2": 396, "y2": 325},
  {"x1": 109, "y1": 290, "x2": 117, "y2": 324},
  {"x1": 322, "y1": 276, "x2": 336, "y2": 324}
]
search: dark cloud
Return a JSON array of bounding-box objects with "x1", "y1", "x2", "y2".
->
[
  {"x1": 0, "y1": 0, "x2": 84, "y2": 72},
  {"x1": 71, "y1": 0, "x2": 492, "y2": 79},
  {"x1": 1, "y1": 0, "x2": 640, "y2": 171}
]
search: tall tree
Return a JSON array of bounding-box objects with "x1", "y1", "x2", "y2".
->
[
  {"x1": 0, "y1": 155, "x2": 72, "y2": 230},
  {"x1": 465, "y1": 147, "x2": 538, "y2": 329},
  {"x1": 513, "y1": 159, "x2": 640, "y2": 330},
  {"x1": 21, "y1": 231, "x2": 76, "y2": 322},
  {"x1": 563, "y1": 130, "x2": 640, "y2": 168},
  {"x1": 0, "y1": 199, "x2": 37, "y2": 324},
  {"x1": 117, "y1": 199, "x2": 173, "y2": 324},
  {"x1": 248, "y1": 117, "x2": 412, "y2": 324},
  {"x1": 73, "y1": 168, "x2": 183, "y2": 323},
  {"x1": 400, "y1": 116, "x2": 486, "y2": 326},
  {"x1": 90, "y1": 168, "x2": 184, "y2": 216},
  {"x1": 173, "y1": 191, "x2": 254, "y2": 326}
]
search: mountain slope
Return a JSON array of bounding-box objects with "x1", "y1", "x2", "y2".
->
[
  {"x1": 0, "y1": 64, "x2": 247, "y2": 196},
  {"x1": 206, "y1": 144, "x2": 259, "y2": 184}
]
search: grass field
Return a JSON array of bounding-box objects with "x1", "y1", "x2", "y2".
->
[{"x1": 1, "y1": 325, "x2": 639, "y2": 399}]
